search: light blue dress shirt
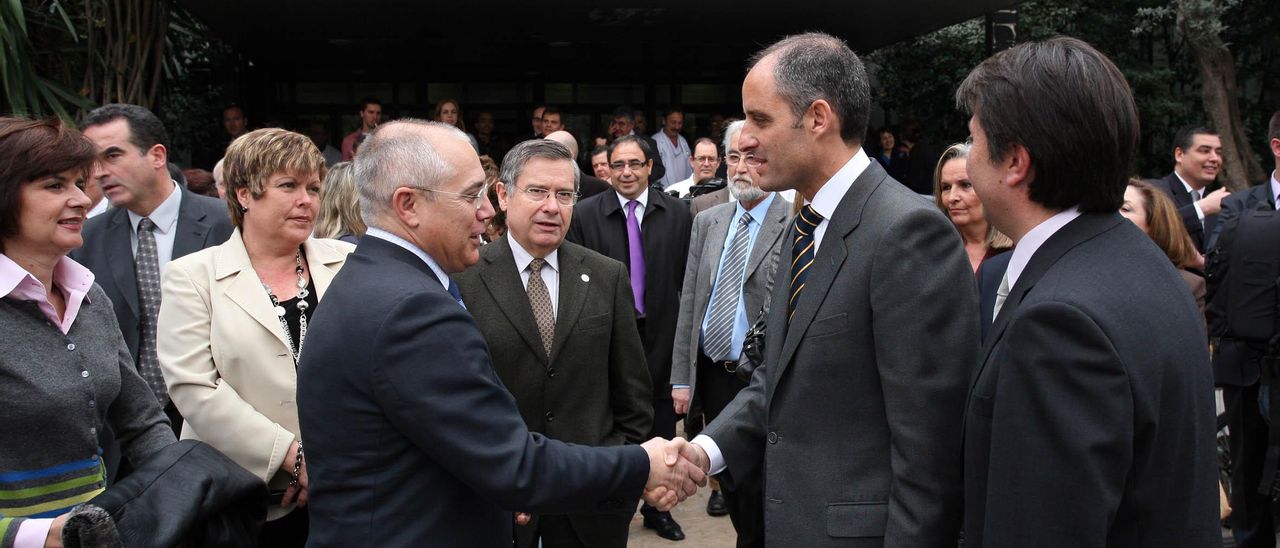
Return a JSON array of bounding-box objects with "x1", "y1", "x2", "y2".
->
[{"x1": 699, "y1": 193, "x2": 775, "y2": 362}]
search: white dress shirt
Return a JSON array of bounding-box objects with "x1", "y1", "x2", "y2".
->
[
  {"x1": 507, "y1": 233, "x2": 560, "y2": 318},
  {"x1": 1005, "y1": 206, "x2": 1082, "y2": 289},
  {"x1": 691, "y1": 147, "x2": 871, "y2": 475},
  {"x1": 615, "y1": 189, "x2": 650, "y2": 225},
  {"x1": 1173, "y1": 172, "x2": 1207, "y2": 223},
  {"x1": 125, "y1": 181, "x2": 182, "y2": 274}
]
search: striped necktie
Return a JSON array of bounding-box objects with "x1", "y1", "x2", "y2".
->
[
  {"x1": 789, "y1": 205, "x2": 823, "y2": 322},
  {"x1": 703, "y1": 212, "x2": 754, "y2": 361}
]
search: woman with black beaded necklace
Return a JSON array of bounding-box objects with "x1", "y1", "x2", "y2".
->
[{"x1": 156, "y1": 128, "x2": 355, "y2": 547}]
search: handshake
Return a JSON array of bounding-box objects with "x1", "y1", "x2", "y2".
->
[{"x1": 640, "y1": 437, "x2": 711, "y2": 511}]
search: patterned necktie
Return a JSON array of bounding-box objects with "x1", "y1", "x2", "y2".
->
[
  {"x1": 625, "y1": 200, "x2": 646, "y2": 315},
  {"x1": 135, "y1": 218, "x2": 168, "y2": 405},
  {"x1": 789, "y1": 205, "x2": 823, "y2": 322},
  {"x1": 703, "y1": 213, "x2": 754, "y2": 361},
  {"x1": 526, "y1": 258, "x2": 555, "y2": 359},
  {"x1": 992, "y1": 272, "x2": 1011, "y2": 323}
]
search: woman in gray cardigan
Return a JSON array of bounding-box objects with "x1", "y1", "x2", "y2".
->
[{"x1": 0, "y1": 117, "x2": 175, "y2": 548}]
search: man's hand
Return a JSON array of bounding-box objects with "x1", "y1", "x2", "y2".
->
[
  {"x1": 45, "y1": 514, "x2": 68, "y2": 548},
  {"x1": 682, "y1": 440, "x2": 711, "y2": 474},
  {"x1": 672, "y1": 387, "x2": 691, "y2": 415},
  {"x1": 640, "y1": 437, "x2": 707, "y2": 511},
  {"x1": 1200, "y1": 187, "x2": 1231, "y2": 216},
  {"x1": 514, "y1": 512, "x2": 532, "y2": 526},
  {"x1": 279, "y1": 440, "x2": 309, "y2": 508}
]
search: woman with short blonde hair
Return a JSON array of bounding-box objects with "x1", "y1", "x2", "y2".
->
[
  {"x1": 933, "y1": 142, "x2": 1012, "y2": 271},
  {"x1": 313, "y1": 162, "x2": 365, "y2": 244}
]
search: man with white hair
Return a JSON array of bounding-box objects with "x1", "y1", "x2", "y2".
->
[
  {"x1": 297, "y1": 120, "x2": 705, "y2": 548},
  {"x1": 669, "y1": 118, "x2": 788, "y2": 546}
]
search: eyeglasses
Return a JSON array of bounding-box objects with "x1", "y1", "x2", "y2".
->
[
  {"x1": 609, "y1": 160, "x2": 648, "y2": 172},
  {"x1": 411, "y1": 181, "x2": 492, "y2": 210},
  {"x1": 515, "y1": 184, "x2": 578, "y2": 206},
  {"x1": 693, "y1": 155, "x2": 720, "y2": 165},
  {"x1": 725, "y1": 153, "x2": 761, "y2": 167}
]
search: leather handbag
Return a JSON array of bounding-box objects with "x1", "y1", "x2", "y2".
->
[{"x1": 733, "y1": 253, "x2": 780, "y2": 383}]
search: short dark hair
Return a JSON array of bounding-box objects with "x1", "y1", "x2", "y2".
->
[
  {"x1": 358, "y1": 97, "x2": 382, "y2": 111},
  {"x1": 611, "y1": 106, "x2": 634, "y2": 122},
  {"x1": 1172, "y1": 125, "x2": 1217, "y2": 155},
  {"x1": 80, "y1": 103, "x2": 170, "y2": 152},
  {"x1": 223, "y1": 104, "x2": 244, "y2": 116},
  {"x1": 956, "y1": 36, "x2": 1139, "y2": 213},
  {"x1": 747, "y1": 32, "x2": 870, "y2": 145},
  {"x1": 663, "y1": 106, "x2": 684, "y2": 119},
  {"x1": 0, "y1": 117, "x2": 98, "y2": 247},
  {"x1": 608, "y1": 135, "x2": 652, "y2": 162},
  {"x1": 590, "y1": 145, "x2": 609, "y2": 158},
  {"x1": 542, "y1": 106, "x2": 561, "y2": 117},
  {"x1": 1269, "y1": 111, "x2": 1280, "y2": 143}
]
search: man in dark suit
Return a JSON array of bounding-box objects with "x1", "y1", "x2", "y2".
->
[
  {"x1": 74, "y1": 104, "x2": 233, "y2": 436},
  {"x1": 677, "y1": 33, "x2": 979, "y2": 546},
  {"x1": 670, "y1": 118, "x2": 787, "y2": 546},
  {"x1": 544, "y1": 130, "x2": 610, "y2": 199},
  {"x1": 975, "y1": 250, "x2": 1012, "y2": 342},
  {"x1": 297, "y1": 120, "x2": 704, "y2": 548},
  {"x1": 567, "y1": 134, "x2": 693, "y2": 540},
  {"x1": 455, "y1": 139, "x2": 654, "y2": 548},
  {"x1": 955, "y1": 37, "x2": 1218, "y2": 546},
  {"x1": 1149, "y1": 125, "x2": 1231, "y2": 253},
  {"x1": 608, "y1": 107, "x2": 667, "y2": 189},
  {"x1": 1205, "y1": 110, "x2": 1280, "y2": 548}
]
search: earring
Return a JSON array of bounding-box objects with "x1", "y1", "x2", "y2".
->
[{"x1": 240, "y1": 206, "x2": 249, "y2": 213}]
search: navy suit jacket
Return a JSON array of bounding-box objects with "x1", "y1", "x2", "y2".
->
[
  {"x1": 70, "y1": 187, "x2": 232, "y2": 364},
  {"x1": 1150, "y1": 172, "x2": 1218, "y2": 253},
  {"x1": 964, "y1": 213, "x2": 1218, "y2": 547},
  {"x1": 976, "y1": 251, "x2": 1012, "y2": 342},
  {"x1": 297, "y1": 236, "x2": 649, "y2": 548}
]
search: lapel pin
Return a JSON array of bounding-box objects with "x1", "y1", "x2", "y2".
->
[{"x1": 581, "y1": 274, "x2": 590, "y2": 282}]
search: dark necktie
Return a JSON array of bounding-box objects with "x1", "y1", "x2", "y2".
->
[
  {"x1": 625, "y1": 200, "x2": 646, "y2": 315},
  {"x1": 526, "y1": 258, "x2": 555, "y2": 358},
  {"x1": 446, "y1": 278, "x2": 465, "y2": 308},
  {"x1": 135, "y1": 218, "x2": 168, "y2": 405},
  {"x1": 703, "y1": 213, "x2": 754, "y2": 361},
  {"x1": 789, "y1": 205, "x2": 823, "y2": 322}
]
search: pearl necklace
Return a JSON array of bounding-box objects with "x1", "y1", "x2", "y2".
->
[{"x1": 262, "y1": 248, "x2": 309, "y2": 364}]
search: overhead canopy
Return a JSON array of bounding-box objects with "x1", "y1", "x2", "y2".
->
[{"x1": 180, "y1": 1, "x2": 1022, "y2": 84}]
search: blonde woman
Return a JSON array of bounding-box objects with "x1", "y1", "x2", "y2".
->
[
  {"x1": 933, "y1": 143, "x2": 1013, "y2": 271},
  {"x1": 314, "y1": 162, "x2": 365, "y2": 244}
]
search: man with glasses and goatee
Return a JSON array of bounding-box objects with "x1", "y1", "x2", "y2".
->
[
  {"x1": 455, "y1": 139, "x2": 654, "y2": 548},
  {"x1": 568, "y1": 134, "x2": 694, "y2": 541}
]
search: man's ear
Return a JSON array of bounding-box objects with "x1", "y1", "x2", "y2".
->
[
  {"x1": 807, "y1": 99, "x2": 838, "y2": 140},
  {"x1": 149, "y1": 144, "x2": 168, "y2": 170},
  {"x1": 495, "y1": 182, "x2": 511, "y2": 213},
  {"x1": 1004, "y1": 143, "x2": 1035, "y2": 189},
  {"x1": 392, "y1": 187, "x2": 423, "y2": 228}
]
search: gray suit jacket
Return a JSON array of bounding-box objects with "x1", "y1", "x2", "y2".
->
[
  {"x1": 690, "y1": 188, "x2": 730, "y2": 218},
  {"x1": 456, "y1": 238, "x2": 653, "y2": 546},
  {"x1": 702, "y1": 161, "x2": 978, "y2": 546},
  {"x1": 670, "y1": 194, "x2": 790, "y2": 396},
  {"x1": 70, "y1": 187, "x2": 233, "y2": 364}
]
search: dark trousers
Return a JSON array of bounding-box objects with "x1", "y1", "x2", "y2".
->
[
  {"x1": 259, "y1": 507, "x2": 308, "y2": 548},
  {"x1": 1226, "y1": 383, "x2": 1275, "y2": 548},
  {"x1": 517, "y1": 514, "x2": 630, "y2": 548},
  {"x1": 697, "y1": 351, "x2": 764, "y2": 548},
  {"x1": 639, "y1": 315, "x2": 677, "y2": 521}
]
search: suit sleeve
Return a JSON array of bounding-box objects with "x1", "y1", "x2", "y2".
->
[
  {"x1": 669, "y1": 215, "x2": 706, "y2": 387},
  {"x1": 981, "y1": 301, "x2": 1132, "y2": 546},
  {"x1": 371, "y1": 289, "x2": 650, "y2": 513},
  {"x1": 607, "y1": 262, "x2": 654, "y2": 444},
  {"x1": 108, "y1": 324, "x2": 176, "y2": 465},
  {"x1": 157, "y1": 259, "x2": 296, "y2": 482},
  {"x1": 1177, "y1": 202, "x2": 1205, "y2": 249},
  {"x1": 869, "y1": 209, "x2": 976, "y2": 544}
]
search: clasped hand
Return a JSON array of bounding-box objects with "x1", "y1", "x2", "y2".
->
[{"x1": 640, "y1": 437, "x2": 710, "y2": 511}]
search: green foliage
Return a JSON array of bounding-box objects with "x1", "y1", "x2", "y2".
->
[{"x1": 0, "y1": 0, "x2": 94, "y2": 119}]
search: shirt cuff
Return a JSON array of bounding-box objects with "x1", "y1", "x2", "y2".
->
[
  {"x1": 672, "y1": 384, "x2": 690, "y2": 389},
  {"x1": 691, "y1": 434, "x2": 727, "y2": 475},
  {"x1": 1193, "y1": 201, "x2": 1206, "y2": 222},
  {"x1": 15, "y1": 518, "x2": 55, "y2": 548}
]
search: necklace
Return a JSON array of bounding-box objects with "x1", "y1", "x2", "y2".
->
[{"x1": 262, "y1": 248, "x2": 310, "y2": 364}]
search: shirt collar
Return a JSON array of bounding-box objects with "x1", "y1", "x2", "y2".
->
[
  {"x1": 616, "y1": 188, "x2": 650, "y2": 212},
  {"x1": 364, "y1": 227, "x2": 451, "y2": 289},
  {"x1": 126, "y1": 180, "x2": 181, "y2": 234},
  {"x1": 0, "y1": 253, "x2": 95, "y2": 303},
  {"x1": 506, "y1": 233, "x2": 559, "y2": 274},
  {"x1": 734, "y1": 192, "x2": 776, "y2": 223},
  {"x1": 806, "y1": 148, "x2": 871, "y2": 221},
  {"x1": 1172, "y1": 171, "x2": 1201, "y2": 194},
  {"x1": 1006, "y1": 206, "x2": 1082, "y2": 288}
]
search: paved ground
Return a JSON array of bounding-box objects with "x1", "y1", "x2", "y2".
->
[{"x1": 625, "y1": 484, "x2": 737, "y2": 547}]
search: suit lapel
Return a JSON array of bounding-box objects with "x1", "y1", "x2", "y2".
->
[
  {"x1": 479, "y1": 238, "x2": 548, "y2": 365},
  {"x1": 302, "y1": 238, "x2": 349, "y2": 299},
  {"x1": 106, "y1": 209, "x2": 141, "y2": 319},
  {"x1": 702, "y1": 207, "x2": 733, "y2": 288},
  {"x1": 549, "y1": 243, "x2": 590, "y2": 363},
  {"x1": 746, "y1": 195, "x2": 789, "y2": 279},
  {"x1": 216, "y1": 231, "x2": 291, "y2": 350},
  {"x1": 771, "y1": 164, "x2": 882, "y2": 387},
  {"x1": 172, "y1": 189, "x2": 212, "y2": 258}
]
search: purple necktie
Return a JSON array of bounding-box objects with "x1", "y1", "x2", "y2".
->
[{"x1": 626, "y1": 200, "x2": 646, "y2": 315}]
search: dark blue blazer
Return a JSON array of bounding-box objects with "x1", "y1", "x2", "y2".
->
[
  {"x1": 297, "y1": 236, "x2": 649, "y2": 548},
  {"x1": 1150, "y1": 172, "x2": 1218, "y2": 253},
  {"x1": 976, "y1": 250, "x2": 1012, "y2": 342}
]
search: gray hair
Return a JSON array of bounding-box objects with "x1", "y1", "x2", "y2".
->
[
  {"x1": 354, "y1": 119, "x2": 471, "y2": 228},
  {"x1": 500, "y1": 139, "x2": 581, "y2": 192},
  {"x1": 748, "y1": 32, "x2": 870, "y2": 145},
  {"x1": 722, "y1": 120, "x2": 745, "y2": 152}
]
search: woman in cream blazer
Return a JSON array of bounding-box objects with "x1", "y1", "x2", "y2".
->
[{"x1": 157, "y1": 128, "x2": 354, "y2": 546}]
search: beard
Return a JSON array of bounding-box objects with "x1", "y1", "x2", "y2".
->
[{"x1": 729, "y1": 177, "x2": 766, "y2": 202}]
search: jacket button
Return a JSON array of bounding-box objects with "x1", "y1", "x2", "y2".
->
[
  {"x1": 66, "y1": 343, "x2": 76, "y2": 351},
  {"x1": 545, "y1": 412, "x2": 555, "y2": 422},
  {"x1": 547, "y1": 368, "x2": 557, "y2": 378},
  {"x1": 767, "y1": 431, "x2": 778, "y2": 444},
  {"x1": 81, "y1": 370, "x2": 89, "y2": 378}
]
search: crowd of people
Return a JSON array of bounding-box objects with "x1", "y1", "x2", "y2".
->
[{"x1": 2, "y1": 29, "x2": 1280, "y2": 548}]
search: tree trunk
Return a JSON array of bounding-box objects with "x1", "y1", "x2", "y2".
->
[{"x1": 1177, "y1": 0, "x2": 1267, "y2": 190}]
